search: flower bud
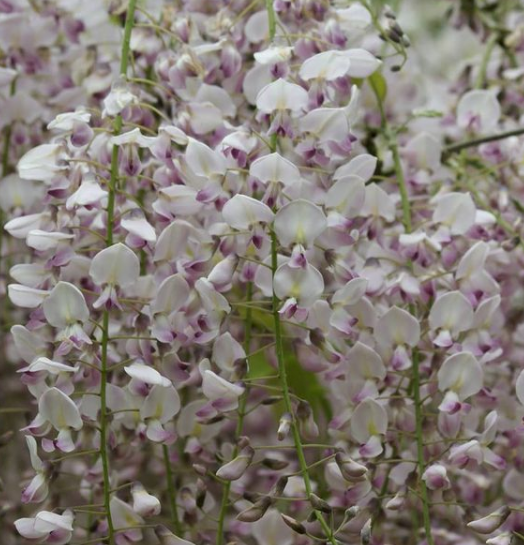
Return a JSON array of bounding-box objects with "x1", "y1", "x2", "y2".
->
[
  {"x1": 310, "y1": 493, "x2": 332, "y2": 513},
  {"x1": 155, "y1": 525, "x2": 196, "y2": 545},
  {"x1": 192, "y1": 464, "x2": 207, "y2": 476},
  {"x1": 385, "y1": 491, "x2": 405, "y2": 510},
  {"x1": 262, "y1": 396, "x2": 282, "y2": 405},
  {"x1": 277, "y1": 413, "x2": 292, "y2": 441},
  {"x1": 273, "y1": 476, "x2": 289, "y2": 496},
  {"x1": 361, "y1": 518, "x2": 372, "y2": 545},
  {"x1": 344, "y1": 506, "x2": 360, "y2": 522},
  {"x1": 486, "y1": 532, "x2": 514, "y2": 545},
  {"x1": 216, "y1": 446, "x2": 254, "y2": 481},
  {"x1": 180, "y1": 487, "x2": 197, "y2": 516},
  {"x1": 309, "y1": 328, "x2": 326, "y2": 349},
  {"x1": 386, "y1": 28, "x2": 403, "y2": 44},
  {"x1": 467, "y1": 506, "x2": 510, "y2": 534},
  {"x1": 384, "y1": 7, "x2": 396, "y2": 19},
  {"x1": 236, "y1": 496, "x2": 272, "y2": 522},
  {"x1": 422, "y1": 464, "x2": 450, "y2": 490},
  {"x1": 205, "y1": 414, "x2": 226, "y2": 425},
  {"x1": 131, "y1": 482, "x2": 161, "y2": 517},
  {"x1": 237, "y1": 436, "x2": 250, "y2": 450},
  {"x1": 196, "y1": 479, "x2": 206, "y2": 509},
  {"x1": 335, "y1": 452, "x2": 368, "y2": 480},
  {"x1": 262, "y1": 457, "x2": 289, "y2": 470},
  {"x1": 297, "y1": 401, "x2": 319, "y2": 441},
  {"x1": 233, "y1": 358, "x2": 248, "y2": 380},
  {"x1": 281, "y1": 514, "x2": 307, "y2": 534},
  {"x1": 0, "y1": 431, "x2": 14, "y2": 447}
]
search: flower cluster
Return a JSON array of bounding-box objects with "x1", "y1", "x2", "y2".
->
[{"x1": 3, "y1": 1, "x2": 524, "y2": 545}]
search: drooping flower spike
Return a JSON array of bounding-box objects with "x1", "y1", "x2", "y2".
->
[{"x1": 2, "y1": 1, "x2": 524, "y2": 545}]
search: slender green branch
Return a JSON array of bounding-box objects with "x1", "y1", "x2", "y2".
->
[
  {"x1": 370, "y1": 77, "x2": 412, "y2": 233},
  {"x1": 371, "y1": 78, "x2": 433, "y2": 544},
  {"x1": 265, "y1": 0, "x2": 276, "y2": 41},
  {"x1": 163, "y1": 444, "x2": 183, "y2": 535},
  {"x1": 0, "y1": 77, "x2": 17, "y2": 343},
  {"x1": 99, "y1": 311, "x2": 114, "y2": 543},
  {"x1": 1, "y1": 122, "x2": 12, "y2": 177},
  {"x1": 475, "y1": 32, "x2": 499, "y2": 89},
  {"x1": 216, "y1": 281, "x2": 253, "y2": 545},
  {"x1": 270, "y1": 230, "x2": 338, "y2": 545},
  {"x1": 391, "y1": 136, "x2": 412, "y2": 233},
  {"x1": 444, "y1": 127, "x2": 524, "y2": 155},
  {"x1": 99, "y1": 3, "x2": 138, "y2": 544},
  {"x1": 1, "y1": 78, "x2": 16, "y2": 177},
  {"x1": 412, "y1": 349, "x2": 434, "y2": 545}
]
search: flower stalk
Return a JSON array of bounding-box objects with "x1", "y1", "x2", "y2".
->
[
  {"x1": 99, "y1": 2, "x2": 138, "y2": 543},
  {"x1": 270, "y1": 229, "x2": 338, "y2": 545},
  {"x1": 163, "y1": 444, "x2": 183, "y2": 535},
  {"x1": 444, "y1": 126, "x2": 524, "y2": 155},
  {"x1": 216, "y1": 282, "x2": 253, "y2": 545},
  {"x1": 371, "y1": 76, "x2": 433, "y2": 545}
]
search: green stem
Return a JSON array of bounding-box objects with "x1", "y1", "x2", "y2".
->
[
  {"x1": 2, "y1": 125, "x2": 12, "y2": 178},
  {"x1": 216, "y1": 281, "x2": 253, "y2": 545},
  {"x1": 265, "y1": 0, "x2": 276, "y2": 41},
  {"x1": 1, "y1": 78, "x2": 16, "y2": 176},
  {"x1": 390, "y1": 136, "x2": 412, "y2": 233},
  {"x1": 270, "y1": 230, "x2": 338, "y2": 545},
  {"x1": 370, "y1": 75, "x2": 412, "y2": 233},
  {"x1": 371, "y1": 76, "x2": 433, "y2": 545},
  {"x1": 444, "y1": 126, "x2": 524, "y2": 155},
  {"x1": 99, "y1": 3, "x2": 138, "y2": 544},
  {"x1": 163, "y1": 444, "x2": 182, "y2": 535},
  {"x1": 99, "y1": 311, "x2": 114, "y2": 543},
  {"x1": 0, "y1": 78, "x2": 16, "y2": 336},
  {"x1": 475, "y1": 32, "x2": 499, "y2": 89},
  {"x1": 412, "y1": 349, "x2": 434, "y2": 545}
]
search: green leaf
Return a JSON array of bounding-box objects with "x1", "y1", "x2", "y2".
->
[
  {"x1": 411, "y1": 109, "x2": 443, "y2": 118},
  {"x1": 368, "y1": 71, "x2": 387, "y2": 103},
  {"x1": 236, "y1": 305, "x2": 332, "y2": 420},
  {"x1": 285, "y1": 349, "x2": 332, "y2": 422},
  {"x1": 246, "y1": 350, "x2": 274, "y2": 379},
  {"x1": 512, "y1": 198, "x2": 524, "y2": 214},
  {"x1": 237, "y1": 306, "x2": 274, "y2": 333}
]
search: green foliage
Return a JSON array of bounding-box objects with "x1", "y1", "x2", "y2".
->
[
  {"x1": 286, "y1": 349, "x2": 333, "y2": 421},
  {"x1": 368, "y1": 71, "x2": 388, "y2": 103}
]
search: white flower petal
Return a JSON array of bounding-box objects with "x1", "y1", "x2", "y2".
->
[
  {"x1": 89, "y1": 243, "x2": 140, "y2": 288},
  {"x1": 256, "y1": 78, "x2": 308, "y2": 114},
  {"x1": 375, "y1": 306, "x2": 420, "y2": 347},
  {"x1": 350, "y1": 398, "x2": 388, "y2": 443},
  {"x1": 273, "y1": 262, "x2": 324, "y2": 307},
  {"x1": 222, "y1": 195, "x2": 274, "y2": 230},
  {"x1": 43, "y1": 282, "x2": 89, "y2": 327},
  {"x1": 438, "y1": 352, "x2": 483, "y2": 400},
  {"x1": 39, "y1": 387, "x2": 83, "y2": 431},
  {"x1": 274, "y1": 199, "x2": 327, "y2": 247},
  {"x1": 125, "y1": 363, "x2": 171, "y2": 387}
]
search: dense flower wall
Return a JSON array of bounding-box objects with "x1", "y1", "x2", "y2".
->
[{"x1": 2, "y1": 1, "x2": 524, "y2": 545}]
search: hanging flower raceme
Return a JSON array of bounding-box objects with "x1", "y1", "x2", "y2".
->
[{"x1": 2, "y1": 1, "x2": 524, "y2": 544}]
